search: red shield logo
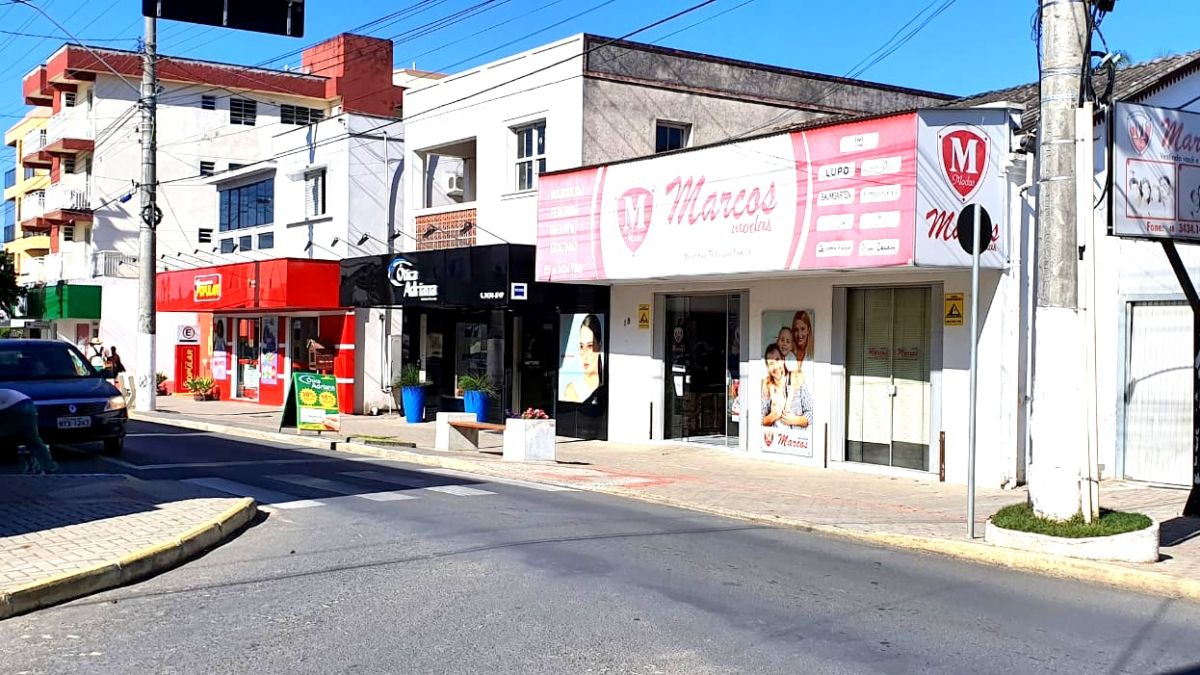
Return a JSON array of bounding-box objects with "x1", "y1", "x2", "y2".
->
[
  {"x1": 763, "y1": 430, "x2": 775, "y2": 447},
  {"x1": 616, "y1": 188, "x2": 653, "y2": 253},
  {"x1": 938, "y1": 127, "x2": 988, "y2": 203},
  {"x1": 1127, "y1": 110, "x2": 1152, "y2": 155}
]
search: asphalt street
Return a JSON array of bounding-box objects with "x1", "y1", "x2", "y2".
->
[{"x1": 3, "y1": 421, "x2": 1200, "y2": 674}]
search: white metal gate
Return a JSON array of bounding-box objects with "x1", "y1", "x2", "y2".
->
[{"x1": 1124, "y1": 302, "x2": 1193, "y2": 485}]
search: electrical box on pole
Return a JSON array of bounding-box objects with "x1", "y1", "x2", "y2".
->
[{"x1": 142, "y1": 0, "x2": 305, "y2": 38}]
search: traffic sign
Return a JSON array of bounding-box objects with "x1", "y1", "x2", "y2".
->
[
  {"x1": 957, "y1": 204, "x2": 992, "y2": 255},
  {"x1": 143, "y1": 0, "x2": 304, "y2": 38}
]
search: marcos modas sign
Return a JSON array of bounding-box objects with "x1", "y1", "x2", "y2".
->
[
  {"x1": 536, "y1": 108, "x2": 1014, "y2": 282},
  {"x1": 1111, "y1": 103, "x2": 1200, "y2": 242}
]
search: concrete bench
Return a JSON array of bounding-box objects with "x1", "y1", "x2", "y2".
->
[{"x1": 435, "y1": 412, "x2": 503, "y2": 451}]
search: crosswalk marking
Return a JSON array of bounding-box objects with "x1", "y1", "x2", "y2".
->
[
  {"x1": 182, "y1": 477, "x2": 325, "y2": 510},
  {"x1": 339, "y1": 470, "x2": 437, "y2": 489},
  {"x1": 423, "y1": 468, "x2": 579, "y2": 492},
  {"x1": 424, "y1": 485, "x2": 495, "y2": 497},
  {"x1": 267, "y1": 474, "x2": 415, "y2": 502}
]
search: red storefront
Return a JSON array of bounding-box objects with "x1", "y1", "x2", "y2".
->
[{"x1": 157, "y1": 259, "x2": 357, "y2": 412}]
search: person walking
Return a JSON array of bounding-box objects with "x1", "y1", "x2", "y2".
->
[{"x1": 0, "y1": 388, "x2": 59, "y2": 474}]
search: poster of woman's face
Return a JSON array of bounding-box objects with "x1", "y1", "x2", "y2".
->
[
  {"x1": 559, "y1": 313, "x2": 605, "y2": 403},
  {"x1": 759, "y1": 310, "x2": 815, "y2": 457}
]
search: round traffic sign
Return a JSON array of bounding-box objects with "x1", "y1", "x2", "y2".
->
[{"x1": 957, "y1": 205, "x2": 992, "y2": 255}]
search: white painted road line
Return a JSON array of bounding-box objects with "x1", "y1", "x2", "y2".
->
[
  {"x1": 423, "y1": 468, "x2": 579, "y2": 492},
  {"x1": 104, "y1": 457, "x2": 345, "y2": 470},
  {"x1": 269, "y1": 474, "x2": 417, "y2": 502},
  {"x1": 338, "y1": 470, "x2": 437, "y2": 488},
  {"x1": 183, "y1": 477, "x2": 325, "y2": 510},
  {"x1": 424, "y1": 485, "x2": 495, "y2": 497}
]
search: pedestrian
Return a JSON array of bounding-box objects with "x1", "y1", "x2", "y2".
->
[
  {"x1": 0, "y1": 388, "x2": 59, "y2": 474},
  {"x1": 108, "y1": 345, "x2": 125, "y2": 377}
]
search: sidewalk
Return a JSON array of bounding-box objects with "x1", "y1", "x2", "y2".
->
[
  {"x1": 0, "y1": 474, "x2": 255, "y2": 619},
  {"x1": 138, "y1": 396, "x2": 1200, "y2": 599}
]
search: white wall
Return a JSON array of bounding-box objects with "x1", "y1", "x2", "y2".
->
[
  {"x1": 403, "y1": 35, "x2": 586, "y2": 246},
  {"x1": 359, "y1": 306, "x2": 404, "y2": 414}
]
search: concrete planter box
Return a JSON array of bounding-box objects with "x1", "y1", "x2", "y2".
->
[
  {"x1": 503, "y1": 419, "x2": 556, "y2": 462},
  {"x1": 985, "y1": 518, "x2": 1160, "y2": 564}
]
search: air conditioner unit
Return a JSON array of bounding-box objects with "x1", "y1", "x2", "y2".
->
[{"x1": 447, "y1": 173, "x2": 464, "y2": 198}]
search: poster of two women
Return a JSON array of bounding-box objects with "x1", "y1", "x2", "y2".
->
[{"x1": 759, "y1": 310, "x2": 815, "y2": 457}]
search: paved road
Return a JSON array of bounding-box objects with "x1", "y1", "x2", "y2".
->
[{"x1": 4, "y1": 422, "x2": 1200, "y2": 674}]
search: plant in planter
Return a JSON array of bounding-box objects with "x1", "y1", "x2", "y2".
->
[
  {"x1": 457, "y1": 373, "x2": 497, "y2": 422},
  {"x1": 184, "y1": 376, "x2": 217, "y2": 401},
  {"x1": 395, "y1": 363, "x2": 428, "y2": 424},
  {"x1": 504, "y1": 408, "x2": 555, "y2": 461},
  {"x1": 155, "y1": 372, "x2": 169, "y2": 396}
]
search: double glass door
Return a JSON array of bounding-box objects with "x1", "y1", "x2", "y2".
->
[
  {"x1": 845, "y1": 287, "x2": 931, "y2": 471},
  {"x1": 234, "y1": 317, "x2": 260, "y2": 400},
  {"x1": 664, "y1": 294, "x2": 742, "y2": 447}
]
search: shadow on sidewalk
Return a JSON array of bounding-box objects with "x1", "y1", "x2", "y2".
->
[{"x1": 1160, "y1": 517, "x2": 1200, "y2": 548}]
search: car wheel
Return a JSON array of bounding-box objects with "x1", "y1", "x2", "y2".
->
[{"x1": 102, "y1": 437, "x2": 124, "y2": 456}]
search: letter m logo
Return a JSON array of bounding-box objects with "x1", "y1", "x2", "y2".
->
[
  {"x1": 938, "y1": 126, "x2": 989, "y2": 203},
  {"x1": 616, "y1": 187, "x2": 653, "y2": 253}
]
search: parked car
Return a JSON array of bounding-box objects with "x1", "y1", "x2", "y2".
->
[{"x1": 0, "y1": 339, "x2": 127, "y2": 457}]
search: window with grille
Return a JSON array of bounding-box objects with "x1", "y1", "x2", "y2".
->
[
  {"x1": 62, "y1": 224, "x2": 75, "y2": 242},
  {"x1": 229, "y1": 98, "x2": 257, "y2": 126},
  {"x1": 655, "y1": 121, "x2": 690, "y2": 153},
  {"x1": 63, "y1": 91, "x2": 76, "y2": 108},
  {"x1": 197, "y1": 228, "x2": 213, "y2": 244},
  {"x1": 218, "y1": 178, "x2": 274, "y2": 232},
  {"x1": 200, "y1": 95, "x2": 216, "y2": 111},
  {"x1": 62, "y1": 157, "x2": 76, "y2": 174},
  {"x1": 304, "y1": 169, "x2": 326, "y2": 217},
  {"x1": 257, "y1": 232, "x2": 274, "y2": 250},
  {"x1": 199, "y1": 161, "x2": 215, "y2": 176},
  {"x1": 281, "y1": 104, "x2": 324, "y2": 126},
  {"x1": 513, "y1": 121, "x2": 546, "y2": 192}
]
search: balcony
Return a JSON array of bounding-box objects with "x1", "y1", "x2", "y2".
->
[
  {"x1": 5, "y1": 231, "x2": 51, "y2": 257},
  {"x1": 45, "y1": 180, "x2": 91, "y2": 218},
  {"x1": 21, "y1": 128, "x2": 50, "y2": 167},
  {"x1": 93, "y1": 250, "x2": 137, "y2": 278},
  {"x1": 17, "y1": 256, "x2": 46, "y2": 286},
  {"x1": 44, "y1": 107, "x2": 93, "y2": 155},
  {"x1": 19, "y1": 190, "x2": 46, "y2": 227}
]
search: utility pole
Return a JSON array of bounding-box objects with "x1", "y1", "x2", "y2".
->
[
  {"x1": 135, "y1": 15, "x2": 158, "y2": 412},
  {"x1": 1028, "y1": 0, "x2": 1092, "y2": 520}
]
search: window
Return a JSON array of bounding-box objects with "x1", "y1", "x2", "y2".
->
[
  {"x1": 62, "y1": 157, "x2": 76, "y2": 174},
  {"x1": 218, "y1": 178, "x2": 274, "y2": 231},
  {"x1": 513, "y1": 121, "x2": 546, "y2": 192},
  {"x1": 304, "y1": 169, "x2": 326, "y2": 217},
  {"x1": 199, "y1": 161, "x2": 215, "y2": 176},
  {"x1": 23, "y1": 167, "x2": 34, "y2": 180},
  {"x1": 655, "y1": 121, "x2": 690, "y2": 153},
  {"x1": 3, "y1": 200, "x2": 13, "y2": 227},
  {"x1": 239, "y1": 235, "x2": 252, "y2": 252},
  {"x1": 257, "y1": 232, "x2": 274, "y2": 250},
  {"x1": 280, "y1": 104, "x2": 324, "y2": 126},
  {"x1": 200, "y1": 95, "x2": 216, "y2": 111},
  {"x1": 229, "y1": 98, "x2": 257, "y2": 126},
  {"x1": 219, "y1": 238, "x2": 235, "y2": 254},
  {"x1": 229, "y1": 163, "x2": 244, "y2": 171},
  {"x1": 62, "y1": 224, "x2": 75, "y2": 242},
  {"x1": 197, "y1": 227, "x2": 213, "y2": 244},
  {"x1": 4, "y1": 169, "x2": 14, "y2": 189},
  {"x1": 62, "y1": 91, "x2": 76, "y2": 108}
]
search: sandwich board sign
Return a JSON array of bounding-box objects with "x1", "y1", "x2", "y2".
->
[{"x1": 280, "y1": 372, "x2": 340, "y2": 433}]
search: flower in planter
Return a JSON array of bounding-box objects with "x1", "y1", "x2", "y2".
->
[{"x1": 520, "y1": 408, "x2": 550, "y2": 420}]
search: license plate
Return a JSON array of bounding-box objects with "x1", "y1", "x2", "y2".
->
[{"x1": 57, "y1": 416, "x2": 91, "y2": 429}]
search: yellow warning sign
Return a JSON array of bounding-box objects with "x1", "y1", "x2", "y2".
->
[
  {"x1": 944, "y1": 293, "x2": 964, "y2": 326},
  {"x1": 637, "y1": 304, "x2": 651, "y2": 330}
]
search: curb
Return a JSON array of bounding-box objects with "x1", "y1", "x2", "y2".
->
[
  {"x1": 130, "y1": 413, "x2": 1200, "y2": 602},
  {"x1": 0, "y1": 497, "x2": 257, "y2": 621}
]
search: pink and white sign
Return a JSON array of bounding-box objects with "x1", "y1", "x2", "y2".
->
[
  {"x1": 1112, "y1": 102, "x2": 1200, "y2": 242},
  {"x1": 537, "y1": 109, "x2": 1014, "y2": 281}
]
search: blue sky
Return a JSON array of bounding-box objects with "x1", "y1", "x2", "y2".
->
[{"x1": 0, "y1": 0, "x2": 1196, "y2": 163}]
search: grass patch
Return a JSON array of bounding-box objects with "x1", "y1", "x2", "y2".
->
[{"x1": 991, "y1": 502, "x2": 1151, "y2": 538}]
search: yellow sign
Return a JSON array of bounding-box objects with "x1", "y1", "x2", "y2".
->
[
  {"x1": 637, "y1": 304, "x2": 651, "y2": 330},
  {"x1": 943, "y1": 293, "x2": 964, "y2": 326}
]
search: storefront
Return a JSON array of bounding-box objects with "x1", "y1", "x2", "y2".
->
[
  {"x1": 537, "y1": 107, "x2": 1030, "y2": 485},
  {"x1": 157, "y1": 259, "x2": 358, "y2": 412},
  {"x1": 340, "y1": 244, "x2": 610, "y2": 438}
]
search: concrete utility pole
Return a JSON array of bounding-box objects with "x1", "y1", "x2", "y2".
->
[
  {"x1": 135, "y1": 15, "x2": 158, "y2": 412},
  {"x1": 1028, "y1": 0, "x2": 1092, "y2": 520}
]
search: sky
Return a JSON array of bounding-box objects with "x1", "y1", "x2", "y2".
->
[{"x1": 0, "y1": 0, "x2": 1196, "y2": 165}]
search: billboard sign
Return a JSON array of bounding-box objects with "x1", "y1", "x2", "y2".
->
[
  {"x1": 1111, "y1": 102, "x2": 1200, "y2": 242},
  {"x1": 537, "y1": 109, "x2": 1013, "y2": 282}
]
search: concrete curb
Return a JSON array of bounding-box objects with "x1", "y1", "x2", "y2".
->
[
  {"x1": 0, "y1": 497, "x2": 257, "y2": 621},
  {"x1": 131, "y1": 413, "x2": 1200, "y2": 601}
]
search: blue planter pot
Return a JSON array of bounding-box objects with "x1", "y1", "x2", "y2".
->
[
  {"x1": 463, "y1": 390, "x2": 488, "y2": 422},
  {"x1": 401, "y1": 386, "x2": 426, "y2": 424}
]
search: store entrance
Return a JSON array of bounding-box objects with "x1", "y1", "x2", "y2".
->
[
  {"x1": 663, "y1": 293, "x2": 742, "y2": 447},
  {"x1": 234, "y1": 317, "x2": 260, "y2": 401}
]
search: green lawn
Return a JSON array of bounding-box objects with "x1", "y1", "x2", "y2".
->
[{"x1": 991, "y1": 502, "x2": 1151, "y2": 538}]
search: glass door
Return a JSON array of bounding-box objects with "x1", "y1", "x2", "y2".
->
[
  {"x1": 664, "y1": 293, "x2": 741, "y2": 447},
  {"x1": 235, "y1": 317, "x2": 261, "y2": 401},
  {"x1": 845, "y1": 287, "x2": 931, "y2": 470}
]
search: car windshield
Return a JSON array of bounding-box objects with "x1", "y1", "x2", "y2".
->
[{"x1": 0, "y1": 342, "x2": 96, "y2": 381}]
